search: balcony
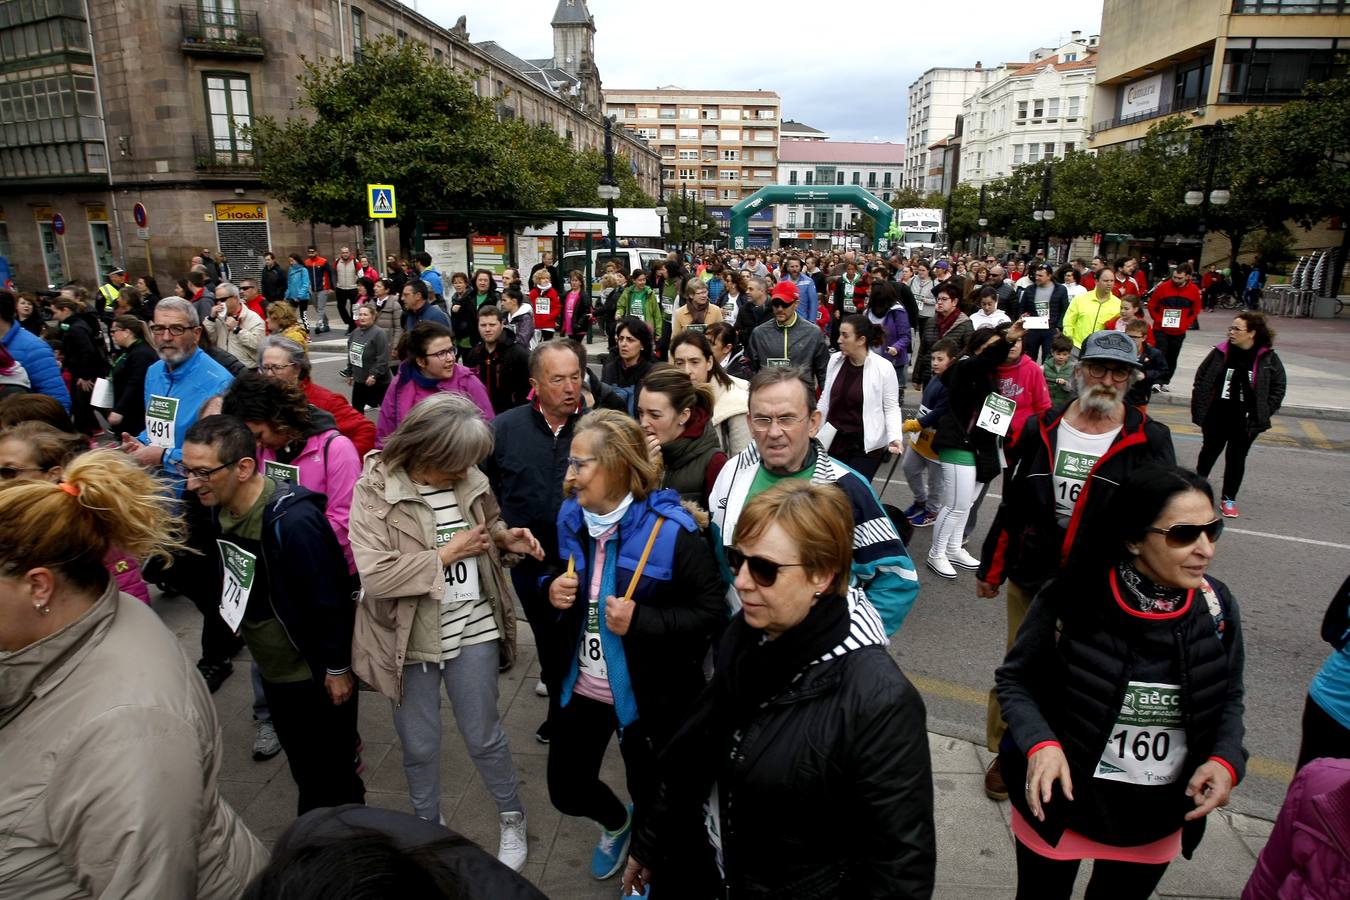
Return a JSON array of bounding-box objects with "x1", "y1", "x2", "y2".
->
[
  {"x1": 193, "y1": 134, "x2": 259, "y2": 173},
  {"x1": 179, "y1": 6, "x2": 264, "y2": 58}
]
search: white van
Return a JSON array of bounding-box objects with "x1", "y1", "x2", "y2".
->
[{"x1": 560, "y1": 248, "x2": 668, "y2": 299}]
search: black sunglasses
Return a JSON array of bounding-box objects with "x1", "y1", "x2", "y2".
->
[
  {"x1": 1146, "y1": 519, "x2": 1224, "y2": 547},
  {"x1": 727, "y1": 547, "x2": 803, "y2": 587},
  {"x1": 769, "y1": 299, "x2": 793, "y2": 309},
  {"x1": 0, "y1": 465, "x2": 44, "y2": 479}
]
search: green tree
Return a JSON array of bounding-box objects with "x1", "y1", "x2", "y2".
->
[
  {"x1": 943, "y1": 184, "x2": 982, "y2": 250},
  {"x1": 665, "y1": 192, "x2": 721, "y2": 245}
]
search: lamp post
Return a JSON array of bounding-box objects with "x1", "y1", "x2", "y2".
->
[
  {"x1": 977, "y1": 183, "x2": 988, "y2": 258},
  {"x1": 678, "y1": 214, "x2": 688, "y2": 258},
  {"x1": 1031, "y1": 165, "x2": 1055, "y2": 260},
  {"x1": 654, "y1": 203, "x2": 668, "y2": 250},
  {"x1": 1184, "y1": 120, "x2": 1230, "y2": 268},
  {"x1": 598, "y1": 116, "x2": 621, "y2": 256}
]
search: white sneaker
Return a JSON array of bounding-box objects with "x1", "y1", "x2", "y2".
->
[
  {"x1": 949, "y1": 548, "x2": 981, "y2": 570},
  {"x1": 926, "y1": 553, "x2": 957, "y2": 579},
  {"x1": 534, "y1": 678, "x2": 548, "y2": 698},
  {"x1": 498, "y1": 811, "x2": 528, "y2": 872}
]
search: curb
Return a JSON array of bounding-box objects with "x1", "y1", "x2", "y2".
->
[{"x1": 1149, "y1": 390, "x2": 1350, "y2": 424}]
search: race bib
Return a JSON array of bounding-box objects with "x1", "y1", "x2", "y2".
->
[
  {"x1": 434, "y1": 525, "x2": 480, "y2": 605},
  {"x1": 1162, "y1": 309, "x2": 1182, "y2": 329},
  {"x1": 685, "y1": 324, "x2": 706, "y2": 335},
  {"x1": 217, "y1": 539, "x2": 255, "y2": 632},
  {"x1": 1095, "y1": 681, "x2": 1188, "y2": 786},
  {"x1": 536, "y1": 293, "x2": 551, "y2": 316},
  {"x1": 976, "y1": 394, "x2": 1016, "y2": 437},
  {"x1": 579, "y1": 598, "x2": 607, "y2": 679},
  {"x1": 1023, "y1": 315, "x2": 1050, "y2": 330},
  {"x1": 90, "y1": 377, "x2": 115, "y2": 408},
  {"x1": 766, "y1": 357, "x2": 792, "y2": 368},
  {"x1": 263, "y1": 460, "x2": 300, "y2": 484},
  {"x1": 145, "y1": 395, "x2": 179, "y2": 449},
  {"x1": 1221, "y1": 368, "x2": 1236, "y2": 401},
  {"x1": 1035, "y1": 298, "x2": 1050, "y2": 316},
  {"x1": 348, "y1": 342, "x2": 365, "y2": 368},
  {"x1": 661, "y1": 295, "x2": 675, "y2": 316},
  {"x1": 1053, "y1": 448, "x2": 1100, "y2": 521},
  {"x1": 843, "y1": 298, "x2": 857, "y2": 314}
]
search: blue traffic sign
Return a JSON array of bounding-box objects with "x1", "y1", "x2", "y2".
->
[
  {"x1": 52, "y1": 213, "x2": 65, "y2": 236},
  {"x1": 367, "y1": 184, "x2": 396, "y2": 219}
]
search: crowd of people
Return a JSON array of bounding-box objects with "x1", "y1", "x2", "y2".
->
[{"x1": 0, "y1": 236, "x2": 1338, "y2": 900}]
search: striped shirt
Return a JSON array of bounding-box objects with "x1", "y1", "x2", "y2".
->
[{"x1": 418, "y1": 484, "x2": 500, "y2": 660}]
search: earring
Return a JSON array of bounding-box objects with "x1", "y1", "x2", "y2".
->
[{"x1": 38, "y1": 603, "x2": 51, "y2": 615}]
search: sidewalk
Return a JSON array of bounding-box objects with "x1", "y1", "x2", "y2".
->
[{"x1": 156, "y1": 591, "x2": 1273, "y2": 899}]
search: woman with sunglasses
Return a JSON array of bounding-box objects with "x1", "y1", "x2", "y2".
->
[
  {"x1": 624, "y1": 479, "x2": 935, "y2": 898},
  {"x1": 375, "y1": 322, "x2": 493, "y2": 447},
  {"x1": 996, "y1": 464, "x2": 1246, "y2": 900},
  {"x1": 545, "y1": 409, "x2": 725, "y2": 885}
]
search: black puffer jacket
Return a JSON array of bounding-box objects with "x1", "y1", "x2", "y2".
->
[{"x1": 1191, "y1": 342, "x2": 1286, "y2": 436}]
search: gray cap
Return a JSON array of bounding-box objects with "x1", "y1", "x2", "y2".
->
[{"x1": 1078, "y1": 330, "x2": 1144, "y2": 370}]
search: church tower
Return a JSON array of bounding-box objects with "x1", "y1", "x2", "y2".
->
[{"x1": 551, "y1": 0, "x2": 601, "y2": 112}]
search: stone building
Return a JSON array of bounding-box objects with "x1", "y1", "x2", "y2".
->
[{"x1": 0, "y1": 0, "x2": 659, "y2": 290}]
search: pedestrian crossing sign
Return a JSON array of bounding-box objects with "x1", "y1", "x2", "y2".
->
[{"x1": 367, "y1": 184, "x2": 396, "y2": 219}]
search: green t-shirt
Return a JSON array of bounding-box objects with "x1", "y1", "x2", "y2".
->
[{"x1": 748, "y1": 460, "x2": 816, "y2": 501}]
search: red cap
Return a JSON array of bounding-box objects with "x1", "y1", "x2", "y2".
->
[{"x1": 770, "y1": 280, "x2": 799, "y2": 303}]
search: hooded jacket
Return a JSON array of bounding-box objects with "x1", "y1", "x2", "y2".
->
[
  {"x1": 369, "y1": 293, "x2": 404, "y2": 369},
  {"x1": 1243, "y1": 758, "x2": 1350, "y2": 900},
  {"x1": 0, "y1": 583, "x2": 267, "y2": 898},
  {"x1": 257, "y1": 413, "x2": 360, "y2": 573},
  {"x1": 1191, "y1": 342, "x2": 1286, "y2": 436},
  {"x1": 261, "y1": 261, "x2": 287, "y2": 302},
  {"x1": 58, "y1": 310, "x2": 109, "y2": 380},
  {"x1": 746, "y1": 313, "x2": 830, "y2": 388},
  {"x1": 375, "y1": 360, "x2": 494, "y2": 447},
  {"x1": 709, "y1": 375, "x2": 751, "y2": 456},
  {"x1": 2, "y1": 323, "x2": 69, "y2": 410},
  {"x1": 285, "y1": 263, "x2": 310, "y2": 301},
  {"x1": 659, "y1": 406, "x2": 727, "y2": 508},
  {"x1": 349, "y1": 455, "x2": 521, "y2": 701}
]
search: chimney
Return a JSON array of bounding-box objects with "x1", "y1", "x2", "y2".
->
[
  {"x1": 975, "y1": 61, "x2": 982, "y2": 70},
  {"x1": 1071, "y1": 30, "x2": 1082, "y2": 39}
]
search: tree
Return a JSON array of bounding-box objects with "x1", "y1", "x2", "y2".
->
[
  {"x1": 665, "y1": 192, "x2": 721, "y2": 245},
  {"x1": 943, "y1": 184, "x2": 982, "y2": 250}
]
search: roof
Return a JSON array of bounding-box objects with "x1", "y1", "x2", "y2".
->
[
  {"x1": 605, "y1": 87, "x2": 780, "y2": 99},
  {"x1": 928, "y1": 137, "x2": 950, "y2": 150},
  {"x1": 1007, "y1": 52, "x2": 1098, "y2": 77},
  {"x1": 551, "y1": 0, "x2": 594, "y2": 27},
  {"x1": 777, "y1": 141, "x2": 905, "y2": 164},
  {"x1": 475, "y1": 41, "x2": 579, "y2": 93},
  {"x1": 781, "y1": 119, "x2": 825, "y2": 134}
]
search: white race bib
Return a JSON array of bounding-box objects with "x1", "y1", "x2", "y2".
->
[
  {"x1": 1221, "y1": 368, "x2": 1236, "y2": 400},
  {"x1": 766, "y1": 357, "x2": 791, "y2": 368},
  {"x1": 661, "y1": 295, "x2": 675, "y2": 317},
  {"x1": 536, "y1": 293, "x2": 551, "y2": 316},
  {"x1": 347, "y1": 342, "x2": 365, "y2": 368},
  {"x1": 145, "y1": 395, "x2": 179, "y2": 449},
  {"x1": 263, "y1": 460, "x2": 300, "y2": 484},
  {"x1": 1023, "y1": 315, "x2": 1050, "y2": 330},
  {"x1": 1053, "y1": 448, "x2": 1100, "y2": 520},
  {"x1": 976, "y1": 394, "x2": 1016, "y2": 437},
  {"x1": 579, "y1": 596, "x2": 607, "y2": 679},
  {"x1": 434, "y1": 525, "x2": 481, "y2": 605},
  {"x1": 1095, "y1": 681, "x2": 1188, "y2": 786},
  {"x1": 1161, "y1": 309, "x2": 1182, "y2": 329},
  {"x1": 90, "y1": 377, "x2": 115, "y2": 408},
  {"x1": 216, "y1": 539, "x2": 256, "y2": 632}
]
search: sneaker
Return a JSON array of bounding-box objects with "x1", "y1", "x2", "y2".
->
[
  {"x1": 534, "y1": 677, "x2": 549, "y2": 698},
  {"x1": 591, "y1": 805, "x2": 633, "y2": 880},
  {"x1": 535, "y1": 719, "x2": 552, "y2": 745},
  {"x1": 926, "y1": 553, "x2": 958, "y2": 579},
  {"x1": 910, "y1": 509, "x2": 937, "y2": 528},
  {"x1": 984, "y1": 756, "x2": 1009, "y2": 801},
  {"x1": 196, "y1": 659, "x2": 233, "y2": 693},
  {"x1": 252, "y1": 720, "x2": 281, "y2": 761},
  {"x1": 949, "y1": 548, "x2": 981, "y2": 570},
  {"x1": 498, "y1": 811, "x2": 528, "y2": 872},
  {"x1": 338, "y1": 367, "x2": 352, "y2": 379},
  {"x1": 1159, "y1": 384, "x2": 1171, "y2": 392},
  {"x1": 1221, "y1": 499, "x2": 1240, "y2": 518},
  {"x1": 1151, "y1": 383, "x2": 1163, "y2": 394},
  {"x1": 901, "y1": 501, "x2": 922, "y2": 519}
]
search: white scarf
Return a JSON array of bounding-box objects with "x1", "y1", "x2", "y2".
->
[{"x1": 582, "y1": 492, "x2": 635, "y2": 537}]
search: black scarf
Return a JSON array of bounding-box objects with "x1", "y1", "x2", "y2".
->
[{"x1": 1116, "y1": 562, "x2": 1188, "y2": 615}]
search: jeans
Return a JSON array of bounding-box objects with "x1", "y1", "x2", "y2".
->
[
  {"x1": 260, "y1": 672, "x2": 365, "y2": 815},
  {"x1": 902, "y1": 448, "x2": 943, "y2": 514},
  {"x1": 334, "y1": 287, "x2": 358, "y2": 328},
  {"x1": 932, "y1": 461, "x2": 978, "y2": 557},
  {"x1": 546, "y1": 693, "x2": 657, "y2": 832},
  {"x1": 1196, "y1": 415, "x2": 1257, "y2": 501},
  {"x1": 251, "y1": 662, "x2": 270, "y2": 723},
  {"x1": 1023, "y1": 328, "x2": 1053, "y2": 364},
  {"x1": 392, "y1": 642, "x2": 522, "y2": 822}
]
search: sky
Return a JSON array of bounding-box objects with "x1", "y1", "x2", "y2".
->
[{"x1": 417, "y1": 0, "x2": 1105, "y2": 144}]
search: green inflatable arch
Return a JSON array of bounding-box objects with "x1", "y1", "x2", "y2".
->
[{"x1": 729, "y1": 184, "x2": 895, "y2": 250}]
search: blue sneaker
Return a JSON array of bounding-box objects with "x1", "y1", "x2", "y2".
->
[
  {"x1": 900, "y1": 501, "x2": 922, "y2": 519},
  {"x1": 591, "y1": 804, "x2": 632, "y2": 880}
]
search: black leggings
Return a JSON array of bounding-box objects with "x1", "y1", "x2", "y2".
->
[
  {"x1": 1297, "y1": 694, "x2": 1350, "y2": 771},
  {"x1": 1196, "y1": 415, "x2": 1257, "y2": 501},
  {"x1": 1014, "y1": 839, "x2": 1170, "y2": 900},
  {"x1": 546, "y1": 693, "x2": 657, "y2": 833}
]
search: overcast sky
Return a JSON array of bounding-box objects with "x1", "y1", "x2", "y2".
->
[{"x1": 417, "y1": 0, "x2": 1104, "y2": 143}]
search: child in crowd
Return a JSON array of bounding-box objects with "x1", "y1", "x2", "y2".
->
[
  {"x1": 899, "y1": 338, "x2": 958, "y2": 528},
  {"x1": 1042, "y1": 334, "x2": 1076, "y2": 408},
  {"x1": 969, "y1": 287, "x2": 1012, "y2": 330},
  {"x1": 1113, "y1": 293, "x2": 1148, "y2": 336},
  {"x1": 500, "y1": 286, "x2": 536, "y2": 349},
  {"x1": 1124, "y1": 318, "x2": 1169, "y2": 405},
  {"x1": 528, "y1": 268, "x2": 560, "y2": 342}
]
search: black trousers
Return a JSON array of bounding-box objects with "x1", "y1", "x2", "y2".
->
[
  {"x1": 261, "y1": 672, "x2": 365, "y2": 815},
  {"x1": 828, "y1": 431, "x2": 887, "y2": 480},
  {"x1": 351, "y1": 379, "x2": 389, "y2": 414},
  {"x1": 1023, "y1": 328, "x2": 1054, "y2": 364},
  {"x1": 1014, "y1": 839, "x2": 1169, "y2": 900},
  {"x1": 1196, "y1": 414, "x2": 1257, "y2": 501},
  {"x1": 546, "y1": 693, "x2": 656, "y2": 832},
  {"x1": 334, "y1": 287, "x2": 358, "y2": 328},
  {"x1": 1297, "y1": 694, "x2": 1350, "y2": 771},
  {"x1": 144, "y1": 494, "x2": 241, "y2": 665},
  {"x1": 1153, "y1": 330, "x2": 1186, "y2": 385}
]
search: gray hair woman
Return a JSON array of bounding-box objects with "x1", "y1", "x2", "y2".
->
[{"x1": 348, "y1": 393, "x2": 544, "y2": 873}]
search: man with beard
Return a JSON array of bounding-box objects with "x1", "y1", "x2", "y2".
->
[{"x1": 973, "y1": 330, "x2": 1174, "y2": 801}]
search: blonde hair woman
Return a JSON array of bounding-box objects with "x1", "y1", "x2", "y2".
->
[{"x1": 266, "y1": 299, "x2": 309, "y2": 348}]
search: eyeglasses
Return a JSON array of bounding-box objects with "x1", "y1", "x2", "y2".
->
[
  {"x1": 1227, "y1": 326, "x2": 1248, "y2": 334},
  {"x1": 149, "y1": 324, "x2": 194, "y2": 336},
  {"x1": 727, "y1": 547, "x2": 804, "y2": 587},
  {"x1": 769, "y1": 299, "x2": 793, "y2": 309},
  {"x1": 749, "y1": 413, "x2": 805, "y2": 432},
  {"x1": 260, "y1": 363, "x2": 296, "y2": 374},
  {"x1": 1146, "y1": 518, "x2": 1224, "y2": 547},
  {"x1": 1083, "y1": 363, "x2": 1131, "y2": 383},
  {"x1": 172, "y1": 460, "x2": 234, "y2": 481},
  {"x1": 423, "y1": 348, "x2": 456, "y2": 361},
  {"x1": 0, "y1": 465, "x2": 43, "y2": 479},
  {"x1": 566, "y1": 455, "x2": 596, "y2": 471}
]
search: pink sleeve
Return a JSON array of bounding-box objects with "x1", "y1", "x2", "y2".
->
[
  {"x1": 106, "y1": 550, "x2": 151, "y2": 605},
  {"x1": 321, "y1": 434, "x2": 361, "y2": 574},
  {"x1": 374, "y1": 381, "x2": 398, "y2": 448}
]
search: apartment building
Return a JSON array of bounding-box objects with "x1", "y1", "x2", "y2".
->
[
  {"x1": 903, "y1": 64, "x2": 997, "y2": 190},
  {"x1": 774, "y1": 141, "x2": 905, "y2": 248},
  {"x1": 781, "y1": 119, "x2": 829, "y2": 141},
  {"x1": 958, "y1": 33, "x2": 1099, "y2": 187},
  {"x1": 607, "y1": 87, "x2": 781, "y2": 246},
  {"x1": 0, "y1": 0, "x2": 659, "y2": 289}
]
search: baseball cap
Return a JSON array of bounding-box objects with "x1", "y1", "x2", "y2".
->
[
  {"x1": 108, "y1": 267, "x2": 126, "y2": 276},
  {"x1": 770, "y1": 280, "x2": 798, "y2": 303},
  {"x1": 1078, "y1": 330, "x2": 1145, "y2": 370},
  {"x1": 934, "y1": 260, "x2": 950, "y2": 270}
]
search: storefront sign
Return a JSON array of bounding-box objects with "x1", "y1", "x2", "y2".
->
[
  {"x1": 213, "y1": 202, "x2": 268, "y2": 222},
  {"x1": 1121, "y1": 73, "x2": 1164, "y2": 117},
  {"x1": 85, "y1": 204, "x2": 107, "y2": 222}
]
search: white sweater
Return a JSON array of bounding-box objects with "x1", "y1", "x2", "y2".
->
[{"x1": 816, "y1": 350, "x2": 904, "y2": 453}]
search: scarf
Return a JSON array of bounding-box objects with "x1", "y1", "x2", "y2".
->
[
  {"x1": 1116, "y1": 562, "x2": 1188, "y2": 615},
  {"x1": 936, "y1": 307, "x2": 962, "y2": 337},
  {"x1": 400, "y1": 359, "x2": 447, "y2": 391},
  {"x1": 688, "y1": 301, "x2": 708, "y2": 325},
  {"x1": 582, "y1": 492, "x2": 634, "y2": 537}
]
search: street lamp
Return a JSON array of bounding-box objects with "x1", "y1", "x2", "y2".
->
[
  {"x1": 1032, "y1": 166, "x2": 1055, "y2": 260},
  {"x1": 678, "y1": 214, "x2": 689, "y2": 257},
  {"x1": 977, "y1": 183, "x2": 988, "y2": 257},
  {"x1": 1185, "y1": 121, "x2": 1231, "y2": 266},
  {"x1": 654, "y1": 204, "x2": 668, "y2": 250},
  {"x1": 599, "y1": 116, "x2": 620, "y2": 255}
]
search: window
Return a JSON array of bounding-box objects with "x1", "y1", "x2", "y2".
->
[
  {"x1": 1016, "y1": 100, "x2": 1027, "y2": 120},
  {"x1": 679, "y1": 107, "x2": 698, "y2": 119},
  {"x1": 834, "y1": 212, "x2": 843, "y2": 229},
  {"x1": 660, "y1": 126, "x2": 676, "y2": 139},
  {"x1": 1233, "y1": 0, "x2": 1350, "y2": 12},
  {"x1": 720, "y1": 170, "x2": 739, "y2": 181},
  {"x1": 883, "y1": 172, "x2": 892, "y2": 187},
  {"x1": 722, "y1": 149, "x2": 738, "y2": 160},
  {"x1": 805, "y1": 171, "x2": 813, "y2": 184},
  {"x1": 638, "y1": 106, "x2": 657, "y2": 119},
  {"x1": 1047, "y1": 97, "x2": 1060, "y2": 119},
  {"x1": 1068, "y1": 95, "x2": 1081, "y2": 117},
  {"x1": 868, "y1": 171, "x2": 877, "y2": 187},
  {"x1": 1220, "y1": 39, "x2": 1343, "y2": 103},
  {"x1": 851, "y1": 171, "x2": 860, "y2": 185},
  {"x1": 1044, "y1": 142, "x2": 1055, "y2": 158},
  {"x1": 658, "y1": 106, "x2": 676, "y2": 119},
  {"x1": 787, "y1": 211, "x2": 797, "y2": 227},
  {"x1": 1013, "y1": 144, "x2": 1024, "y2": 165},
  {"x1": 1032, "y1": 98, "x2": 1044, "y2": 118},
  {"x1": 720, "y1": 128, "x2": 740, "y2": 141},
  {"x1": 721, "y1": 189, "x2": 737, "y2": 200},
  {"x1": 662, "y1": 167, "x2": 675, "y2": 181},
  {"x1": 678, "y1": 127, "x2": 697, "y2": 139},
  {"x1": 804, "y1": 212, "x2": 814, "y2": 228},
  {"x1": 1174, "y1": 58, "x2": 1212, "y2": 109},
  {"x1": 433, "y1": 48, "x2": 442, "y2": 63},
  {"x1": 788, "y1": 170, "x2": 798, "y2": 184},
  {"x1": 678, "y1": 149, "x2": 698, "y2": 160},
  {"x1": 753, "y1": 149, "x2": 773, "y2": 161},
  {"x1": 351, "y1": 7, "x2": 365, "y2": 63},
  {"x1": 1064, "y1": 142, "x2": 1075, "y2": 154},
  {"x1": 396, "y1": 29, "x2": 407, "y2": 45},
  {"x1": 721, "y1": 108, "x2": 741, "y2": 120},
  {"x1": 836, "y1": 171, "x2": 844, "y2": 185},
  {"x1": 204, "y1": 72, "x2": 252, "y2": 164},
  {"x1": 678, "y1": 168, "x2": 695, "y2": 180},
  {"x1": 1028, "y1": 143, "x2": 1040, "y2": 162},
  {"x1": 637, "y1": 127, "x2": 657, "y2": 140},
  {"x1": 704, "y1": 189, "x2": 717, "y2": 200},
  {"x1": 701, "y1": 128, "x2": 717, "y2": 141},
  {"x1": 1063, "y1": 52, "x2": 1078, "y2": 62}
]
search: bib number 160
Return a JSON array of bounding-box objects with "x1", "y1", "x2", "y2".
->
[{"x1": 1112, "y1": 729, "x2": 1170, "y2": 762}]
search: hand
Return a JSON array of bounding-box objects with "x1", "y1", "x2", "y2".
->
[
  {"x1": 887, "y1": 346, "x2": 897, "y2": 357},
  {"x1": 645, "y1": 433, "x2": 663, "y2": 466},
  {"x1": 76, "y1": 378, "x2": 94, "y2": 392},
  {"x1": 976, "y1": 580, "x2": 999, "y2": 599},
  {"x1": 120, "y1": 433, "x2": 166, "y2": 468},
  {"x1": 1006, "y1": 320, "x2": 1027, "y2": 343},
  {"x1": 1026, "y1": 744, "x2": 1075, "y2": 822},
  {"x1": 549, "y1": 573, "x2": 580, "y2": 610},
  {"x1": 604, "y1": 596, "x2": 635, "y2": 636},
  {"x1": 345, "y1": 376, "x2": 353, "y2": 387},
  {"x1": 902, "y1": 418, "x2": 922, "y2": 434},
  {"x1": 888, "y1": 440, "x2": 905, "y2": 455},
  {"x1": 436, "y1": 524, "x2": 491, "y2": 567},
  {"x1": 622, "y1": 857, "x2": 652, "y2": 896},
  {"x1": 496, "y1": 527, "x2": 545, "y2": 560},
  {"x1": 211, "y1": 303, "x2": 226, "y2": 319},
  {"x1": 365, "y1": 375, "x2": 375, "y2": 386},
  {"x1": 1184, "y1": 761, "x2": 1234, "y2": 821},
  {"x1": 325, "y1": 671, "x2": 354, "y2": 705},
  {"x1": 913, "y1": 380, "x2": 922, "y2": 391},
  {"x1": 107, "y1": 411, "x2": 123, "y2": 427},
  {"x1": 452, "y1": 304, "x2": 462, "y2": 313},
  {"x1": 1056, "y1": 378, "x2": 1066, "y2": 386}
]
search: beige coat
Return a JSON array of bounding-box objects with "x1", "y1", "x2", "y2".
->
[
  {"x1": 205, "y1": 303, "x2": 265, "y2": 370},
  {"x1": 348, "y1": 453, "x2": 520, "y2": 703},
  {"x1": 0, "y1": 584, "x2": 267, "y2": 898}
]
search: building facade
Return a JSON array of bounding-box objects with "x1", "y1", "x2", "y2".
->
[
  {"x1": 780, "y1": 119, "x2": 829, "y2": 141},
  {"x1": 958, "y1": 34, "x2": 1098, "y2": 187},
  {"x1": 0, "y1": 0, "x2": 659, "y2": 290},
  {"x1": 607, "y1": 86, "x2": 781, "y2": 246},
  {"x1": 774, "y1": 141, "x2": 905, "y2": 248},
  {"x1": 903, "y1": 63, "x2": 997, "y2": 190}
]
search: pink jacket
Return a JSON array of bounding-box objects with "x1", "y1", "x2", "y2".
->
[
  {"x1": 105, "y1": 549, "x2": 150, "y2": 605},
  {"x1": 257, "y1": 429, "x2": 361, "y2": 573},
  {"x1": 996, "y1": 353, "x2": 1052, "y2": 447},
  {"x1": 1244, "y1": 758, "x2": 1350, "y2": 900},
  {"x1": 375, "y1": 362, "x2": 494, "y2": 447}
]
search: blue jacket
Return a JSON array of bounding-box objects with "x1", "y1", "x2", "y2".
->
[
  {"x1": 402, "y1": 301, "x2": 450, "y2": 334},
  {"x1": 138, "y1": 347, "x2": 233, "y2": 473},
  {"x1": 418, "y1": 267, "x2": 445, "y2": 299},
  {"x1": 285, "y1": 264, "x2": 310, "y2": 301},
  {"x1": 2, "y1": 323, "x2": 70, "y2": 410},
  {"x1": 789, "y1": 272, "x2": 820, "y2": 326}
]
